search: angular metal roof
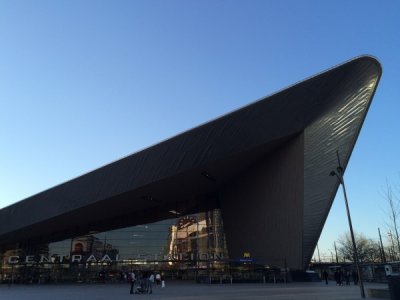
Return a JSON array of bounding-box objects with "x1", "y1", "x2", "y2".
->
[{"x1": 0, "y1": 56, "x2": 381, "y2": 268}]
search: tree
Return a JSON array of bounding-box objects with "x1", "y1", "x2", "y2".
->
[
  {"x1": 337, "y1": 232, "x2": 381, "y2": 263},
  {"x1": 382, "y1": 177, "x2": 400, "y2": 260}
]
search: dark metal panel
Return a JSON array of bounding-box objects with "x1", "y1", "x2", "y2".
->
[
  {"x1": 220, "y1": 134, "x2": 304, "y2": 269},
  {"x1": 303, "y1": 57, "x2": 382, "y2": 267}
]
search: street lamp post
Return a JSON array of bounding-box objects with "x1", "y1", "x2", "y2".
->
[
  {"x1": 388, "y1": 231, "x2": 396, "y2": 261},
  {"x1": 334, "y1": 241, "x2": 339, "y2": 264},
  {"x1": 378, "y1": 228, "x2": 387, "y2": 263},
  {"x1": 330, "y1": 153, "x2": 365, "y2": 298},
  {"x1": 329, "y1": 250, "x2": 334, "y2": 263},
  {"x1": 316, "y1": 243, "x2": 321, "y2": 263}
]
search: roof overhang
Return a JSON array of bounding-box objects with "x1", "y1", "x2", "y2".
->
[{"x1": 0, "y1": 56, "x2": 382, "y2": 260}]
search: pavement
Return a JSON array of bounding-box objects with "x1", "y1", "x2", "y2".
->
[{"x1": 0, "y1": 280, "x2": 390, "y2": 299}]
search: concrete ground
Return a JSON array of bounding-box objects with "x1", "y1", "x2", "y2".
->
[{"x1": 0, "y1": 281, "x2": 390, "y2": 300}]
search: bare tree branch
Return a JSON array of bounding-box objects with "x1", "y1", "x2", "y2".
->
[
  {"x1": 382, "y1": 178, "x2": 400, "y2": 258},
  {"x1": 337, "y1": 232, "x2": 381, "y2": 263}
]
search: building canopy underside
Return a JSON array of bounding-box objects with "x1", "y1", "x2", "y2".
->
[{"x1": 0, "y1": 56, "x2": 382, "y2": 270}]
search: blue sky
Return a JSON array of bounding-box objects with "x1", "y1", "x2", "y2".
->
[{"x1": 0, "y1": 1, "x2": 399, "y2": 259}]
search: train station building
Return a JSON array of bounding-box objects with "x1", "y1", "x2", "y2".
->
[{"x1": 0, "y1": 56, "x2": 381, "y2": 283}]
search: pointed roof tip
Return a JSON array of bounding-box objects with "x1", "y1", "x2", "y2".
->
[{"x1": 350, "y1": 54, "x2": 383, "y2": 75}]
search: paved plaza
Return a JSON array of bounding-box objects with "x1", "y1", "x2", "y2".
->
[{"x1": 0, "y1": 281, "x2": 389, "y2": 300}]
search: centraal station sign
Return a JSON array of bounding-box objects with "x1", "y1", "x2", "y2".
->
[{"x1": 5, "y1": 252, "x2": 227, "y2": 264}]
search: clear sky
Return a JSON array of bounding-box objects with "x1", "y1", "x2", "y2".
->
[{"x1": 0, "y1": 1, "x2": 399, "y2": 260}]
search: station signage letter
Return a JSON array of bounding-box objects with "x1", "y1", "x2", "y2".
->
[
  {"x1": 8, "y1": 256, "x2": 19, "y2": 264},
  {"x1": 25, "y1": 256, "x2": 35, "y2": 263},
  {"x1": 71, "y1": 255, "x2": 82, "y2": 263}
]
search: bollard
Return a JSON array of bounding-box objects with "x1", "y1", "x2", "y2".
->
[{"x1": 161, "y1": 280, "x2": 165, "y2": 288}]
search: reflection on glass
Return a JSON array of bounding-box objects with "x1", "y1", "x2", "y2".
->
[{"x1": 0, "y1": 208, "x2": 229, "y2": 283}]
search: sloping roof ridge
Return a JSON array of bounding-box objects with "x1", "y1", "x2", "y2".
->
[{"x1": 1, "y1": 55, "x2": 381, "y2": 210}]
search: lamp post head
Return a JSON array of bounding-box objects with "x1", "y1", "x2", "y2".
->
[{"x1": 337, "y1": 166, "x2": 343, "y2": 174}]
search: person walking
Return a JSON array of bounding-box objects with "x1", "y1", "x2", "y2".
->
[
  {"x1": 352, "y1": 270, "x2": 359, "y2": 285},
  {"x1": 155, "y1": 273, "x2": 161, "y2": 285},
  {"x1": 129, "y1": 271, "x2": 136, "y2": 294},
  {"x1": 344, "y1": 270, "x2": 350, "y2": 285},
  {"x1": 147, "y1": 272, "x2": 153, "y2": 294},
  {"x1": 149, "y1": 273, "x2": 155, "y2": 284},
  {"x1": 334, "y1": 269, "x2": 342, "y2": 286},
  {"x1": 322, "y1": 270, "x2": 328, "y2": 284}
]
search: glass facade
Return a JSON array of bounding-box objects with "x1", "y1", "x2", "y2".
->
[{"x1": 0, "y1": 209, "x2": 238, "y2": 284}]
